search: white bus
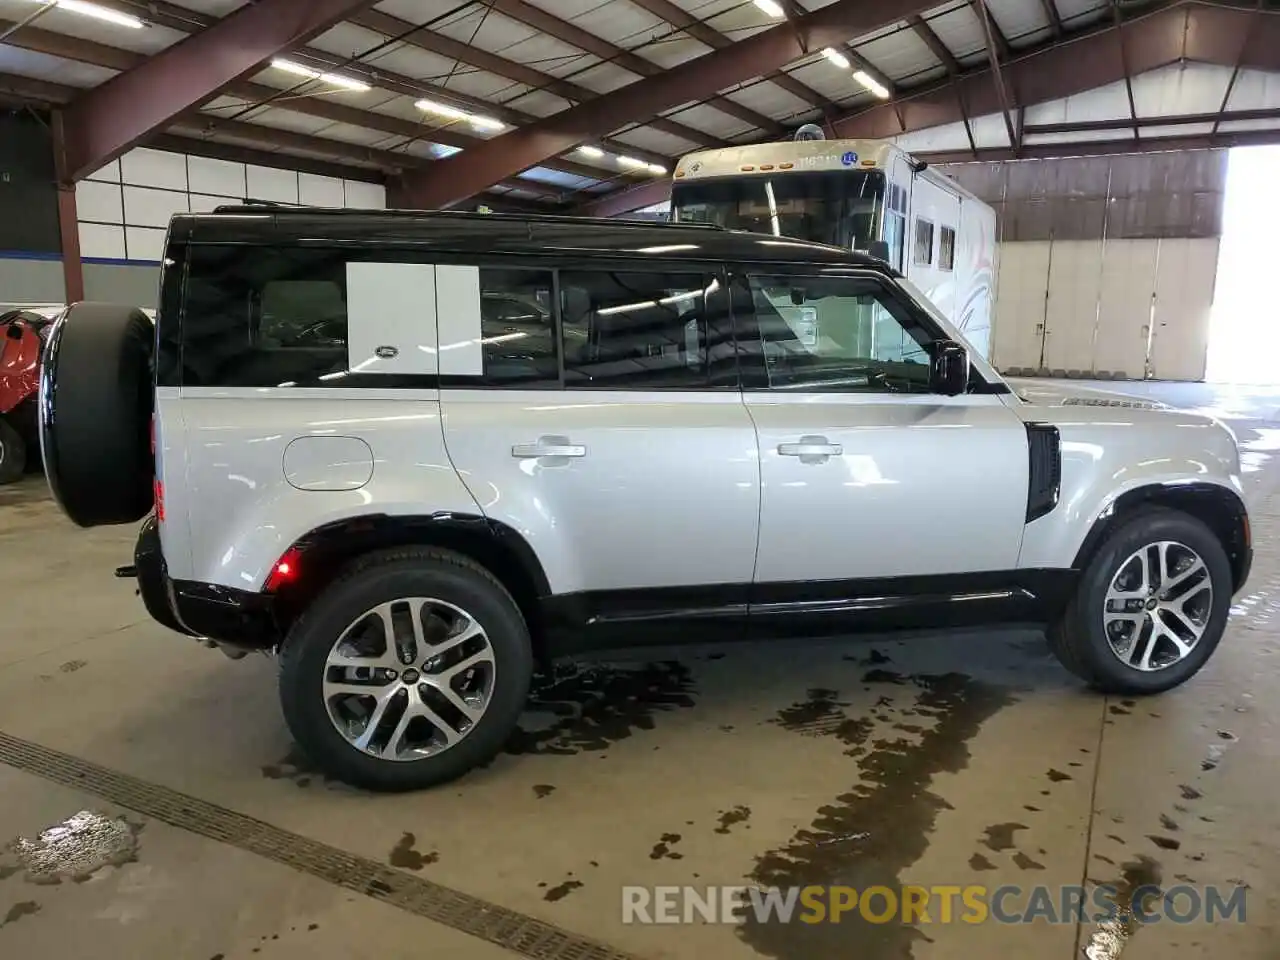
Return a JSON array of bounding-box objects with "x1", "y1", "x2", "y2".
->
[{"x1": 668, "y1": 135, "x2": 998, "y2": 360}]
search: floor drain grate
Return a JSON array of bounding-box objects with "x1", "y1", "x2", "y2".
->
[{"x1": 0, "y1": 731, "x2": 640, "y2": 960}]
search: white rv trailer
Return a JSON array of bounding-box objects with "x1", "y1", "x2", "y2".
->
[{"x1": 669, "y1": 137, "x2": 998, "y2": 360}]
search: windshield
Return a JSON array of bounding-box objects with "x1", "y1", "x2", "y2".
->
[{"x1": 672, "y1": 170, "x2": 886, "y2": 251}]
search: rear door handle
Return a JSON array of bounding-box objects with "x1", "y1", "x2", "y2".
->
[
  {"x1": 778, "y1": 436, "x2": 842, "y2": 464},
  {"x1": 512, "y1": 435, "x2": 587, "y2": 459}
]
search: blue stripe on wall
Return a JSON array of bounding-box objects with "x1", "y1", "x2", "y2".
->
[{"x1": 0, "y1": 250, "x2": 162, "y2": 267}]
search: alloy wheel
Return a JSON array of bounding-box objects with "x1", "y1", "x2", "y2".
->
[
  {"x1": 1102, "y1": 540, "x2": 1214, "y2": 672},
  {"x1": 322, "y1": 598, "x2": 496, "y2": 761}
]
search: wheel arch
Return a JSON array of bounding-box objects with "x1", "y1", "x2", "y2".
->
[
  {"x1": 1072, "y1": 481, "x2": 1251, "y2": 592},
  {"x1": 268, "y1": 512, "x2": 552, "y2": 654}
]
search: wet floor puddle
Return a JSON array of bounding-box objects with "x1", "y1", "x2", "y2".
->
[
  {"x1": 739, "y1": 668, "x2": 1016, "y2": 960},
  {"x1": 504, "y1": 660, "x2": 696, "y2": 756},
  {"x1": 2, "y1": 810, "x2": 141, "y2": 885}
]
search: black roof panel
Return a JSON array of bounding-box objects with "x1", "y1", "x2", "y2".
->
[{"x1": 168, "y1": 209, "x2": 892, "y2": 271}]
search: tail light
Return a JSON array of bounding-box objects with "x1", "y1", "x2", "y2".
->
[
  {"x1": 265, "y1": 547, "x2": 302, "y2": 593},
  {"x1": 151, "y1": 416, "x2": 164, "y2": 522}
]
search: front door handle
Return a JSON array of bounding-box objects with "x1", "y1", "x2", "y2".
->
[
  {"x1": 512, "y1": 435, "x2": 587, "y2": 459},
  {"x1": 778, "y1": 436, "x2": 842, "y2": 464}
]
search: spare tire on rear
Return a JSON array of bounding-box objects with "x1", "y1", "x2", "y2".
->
[{"x1": 41, "y1": 303, "x2": 154, "y2": 527}]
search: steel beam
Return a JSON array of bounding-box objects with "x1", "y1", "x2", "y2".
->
[
  {"x1": 574, "y1": 178, "x2": 675, "y2": 217},
  {"x1": 51, "y1": 110, "x2": 83, "y2": 303},
  {"x1": 0, "y1": 16, "x2": 632, "y2": 186},
  {"x1": 830, "y1": 3, "x2": 1279, "y2": 140},
  {"x1": 400, "y1": 0, "x2": 946, "y2": 209},
  {"x1": 487, "y1": 0, "x2": 786, "y2": 136},
  {"x1": 348, "y1": 6, "x2": 725, "y2": 152},
  {"x1": 631, "y1": 0, "x2": 836, "y2": 113},
  {"x1": 54, "y1": 0, "x2": 380, "y2": 182}
]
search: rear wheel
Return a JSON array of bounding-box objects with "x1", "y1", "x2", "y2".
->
[
  {"x1": 40, "y1": 304, "x2": 154, "y2": 526},
  {"x1": 1048, "y1": 508, "x2": 1231, "y2": 694},
  {"x1": 0, "y1": 419, "x2": 25, "y2": 484},
  {"x1": 279, "y1": 547, "x2": 533, "y2": 791}
]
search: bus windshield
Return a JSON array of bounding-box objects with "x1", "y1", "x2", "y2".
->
[{"x1": 671, "y1": 170, "x2": 886, "y2": 251}]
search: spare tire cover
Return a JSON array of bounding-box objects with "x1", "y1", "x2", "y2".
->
[{"x1": 41, "y1": 303, "x2": 154, "y2": 527}]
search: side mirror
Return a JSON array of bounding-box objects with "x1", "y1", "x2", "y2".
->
[
  {"x1": 5, "y1": 323, "x2": 24, "y2": 342},
  {"x1": 868, "y1": 239, "x2": 891, "y2": 263},
  {"x1": 929, "y1": 339, "x2": 969, "y2": 396}
]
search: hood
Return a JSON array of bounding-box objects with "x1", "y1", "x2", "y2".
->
[{"x1": 1003, "y1": 377, "x2": 1172, "y2": 411}]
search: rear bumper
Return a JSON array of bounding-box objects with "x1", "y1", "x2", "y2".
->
[{"x1": 134, "y1": 517, "x2": 282, "y2": 651}]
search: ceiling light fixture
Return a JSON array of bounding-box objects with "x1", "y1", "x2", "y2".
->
[
  {"x1": 647, "y1": 163, "x2": 668, "y2": 175},
  {"x1": 753, "y1": 0, "x2": 785, "y2": 17},
  {"x1": 42, "y1": 0, "x2": 143, "y2": 28},
  {"x1": 416, "y1": 99, "x2": 504, "y2": 132},
  {"x1": 271, "y1": 58, "x2": 369, "y2": 92},
  {"x1": 821, "y1": 47, "x2": 850, "y2": 69},
  {"x1": 853, "y1": 70, "x2": 890, "y2": 99},
  {"x1": 576, "y1": 145, "x2": 605, "y2": 159},
  {"x1": 617, "y1": 155, "x2": 649, "y2": 169}
]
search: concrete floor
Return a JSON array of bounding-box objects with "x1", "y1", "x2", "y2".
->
[{"x1": 1, "y1": 380, "x2": 1279, "y2": 960}]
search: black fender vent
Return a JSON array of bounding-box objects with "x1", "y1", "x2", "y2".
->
[{"x1": 1026, "y1": 423, "x2": 1062, "y2": 522}]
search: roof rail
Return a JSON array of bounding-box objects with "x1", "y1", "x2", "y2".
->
[{"x1": 202, "y1": 205, "x2": 726, "y2": 229}]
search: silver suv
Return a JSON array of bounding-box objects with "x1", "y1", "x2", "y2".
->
[{"x1": 39, "y1": 209, "x2": 1252, "y2": 791}]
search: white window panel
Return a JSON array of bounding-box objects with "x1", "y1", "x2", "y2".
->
[
  {"x1": 84, "y1": 159, "x2": 121, "y2": 184},
  {"x1": 76, "y1": 179, "x2": 123, "y2": 224},
  {"x1": 343, "y1": 180, "x2": 386, "y2": 209},
  {"x1": 347, "y1": 262, "x2": 439, "y2": 376},
  {"x1": 435, "y1": 264, "x2": 483, "y2": 376},
  {"x1": 78, "y1": 223, "x2": 126, "y2": 261},
  {"x1": 299, "y1": 173, "x2": 346, "y2": 207},
  {"x1": 123, "y1": 186, "x2": 189, "y2": 228},
  {"x1": 125, "y1": 226, "x2": 169, "y2": 263},
  {"x1": 246, "y1": 165, "x2": 298, "y2": 204},
  {"x1": 120, "y1": 147, "x2": 188, "y2": 191},
  {"x1": 187, "y1": 155, "x2": 246, "y2": 198}
]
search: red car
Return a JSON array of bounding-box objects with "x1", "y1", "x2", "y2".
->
[{"x1": 0, "y1": 305, "x2": 62, "y2": 484}]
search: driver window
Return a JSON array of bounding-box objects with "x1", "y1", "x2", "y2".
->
[{"x1": 742, "y1": 273, "x2": 933, "y2": 392}]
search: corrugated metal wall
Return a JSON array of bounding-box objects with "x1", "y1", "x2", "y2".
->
[
  {"x1": 936, "y1": 150, "x2": 1228, "y2": 241},
  {"x1": 935, "y1": 151, "x2": 1228, "y2": 381}
]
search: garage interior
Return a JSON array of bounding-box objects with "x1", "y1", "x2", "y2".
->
[{"x1": 2, "y1": 0, "x2": 1280, "y2": 958}]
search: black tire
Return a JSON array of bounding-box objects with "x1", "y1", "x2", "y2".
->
[
  {"x1": 1048, "y1": 507, "x2": 1232, "y2": 695},
  {"x1": 41, "y1": 303, "x2": 154, "y2": 527},
  {"x1": 0, "y1": 418, "x2": 25, "y2": 484},
  {"x1": 279, "y1": 547, "x2": 533, "y2": 792}
]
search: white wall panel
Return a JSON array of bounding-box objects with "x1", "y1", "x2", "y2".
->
[
  {"x1": 187, "y1": 155, "x2": 246, "y2": 198},
  {"x1": 344, "y1": 180, "x2": 387, "y2": 208},
  {"x1": 994, "y1": 238, "x2": 1222, "y2": 379},
  {"x1": 78, "y1": 222, "x2": 126, "y2": 261},
  {"x1": 1226, "y1": 68, "x2": 1280, "y2": 112},
  {"x1": 120, "y1": 147, "x2": 188, "y2": 191},
  {"x1": 123, "y1": 185, "x2": 189, "y2": 228},
  {"x1": 76, "y1": 147, "x2": 387, "y2": 263},
  {"x1": 1093, "y1": 239, "x2": 1159, "y2": 378},
  {"x1": 125, "y1": 226, "x2": 169, "y2": 263},
  {"x1": 299, "y1": 173, "x2": 346, "y2": 207},
  {"x1": 1043, "y1": 240, "x2": 1104, "y2": 373},
  {"x1": 246, "y1": 164, "x2": 299, "y2": 204},
  {"x1": 1131, "y1": 63, "x2": 1230, "y2": 118},
  {"x1": 84, "y1": 159, "x2": 121, "y2": 183},
  {"x1": 1150, "y1": 238, "x2": 1218, "y2": 381},
  {"x1": 188, "y1": 193, "x2": 232, "y2": 213},
  {"x1": 992, "y1": 241, "x2": 1051, "y2": 370},
  {"x1": 75, "y1": 179, "x2": 123, "y2": 224}
]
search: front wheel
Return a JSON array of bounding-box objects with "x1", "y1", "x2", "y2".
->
[
  {"x1": 1048, "y1": 508, "x2": 1232, "y2": 694},
  {"x1": 279, "y1": 547, "x2": 533, "y2": 791}
]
